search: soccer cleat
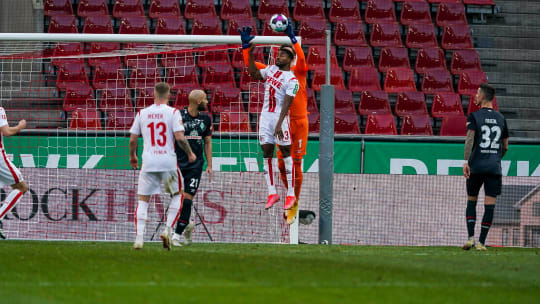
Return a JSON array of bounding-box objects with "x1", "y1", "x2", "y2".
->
[
  {"x1": 183, "y1": 222, "x2": 194, "y2": 246},
  {"x1": 265, "y1": 194, "x2": 280, "y2": 209},
  {"x1": 133, "y1": 235, "x2": 144, "y2": 250},
  {"x1": 284, "y1": 195, "x2": 296, "y2": 210},
  {"x1": 172, "y1": 233, "x2": 183, "y2": 247},
  {"x1": 0, "y1": 220, "x2": 6, "y2": 239},
  {"x1": 462, "y1": 237, "x2": 475, "y2": 250},
  {"x1": 160, "y1": 227, "x2": 172, "y2": 250},
  {"x1": 286, "y1": 200, "x2": 299, "y2": 225},
  {"x1": 475, "y1": 243, "x2": 488, "y2": 251}
]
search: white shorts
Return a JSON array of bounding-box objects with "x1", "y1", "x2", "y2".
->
[
  {"x1": 259, "y1": 112, "x2": 292, "y2": 146},
  {"x1": 0, "y1": 150, "x2": 24, "y2": 187},
  {"x1": 137, "y1": 169, "x2": 182, "y2": 196}
]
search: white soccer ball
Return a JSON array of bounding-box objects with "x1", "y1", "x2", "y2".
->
[{"x1": 269, "y1": 14, "x2": 288, "y2": 33}]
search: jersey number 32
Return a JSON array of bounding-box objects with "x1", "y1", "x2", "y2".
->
[{"x1": 479, "y1": 125, "x2": 501, "y2": 149}]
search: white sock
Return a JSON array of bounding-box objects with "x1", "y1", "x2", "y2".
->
[
  {"x1": 135, "y1": 200, "x2": 148, "y2": 237},
  {"x1": 166, "y1": 194, "x2": 182, "y2": 228},
  {"x1": 263, "y1": 158, "x2": 277, "y2": 195},
  {"x1": 284, "y1": 156, "x2": 295, "y2": 197},
  {"x1": 0, "y1": 189, "x2": 23, "y2": 220}
]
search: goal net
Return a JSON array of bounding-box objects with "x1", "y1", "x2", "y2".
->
[{"x1": 0, "y1": 33, "x2": 306, "y2": 244}]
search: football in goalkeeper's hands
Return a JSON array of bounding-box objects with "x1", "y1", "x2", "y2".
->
[{"x1": 269, "y1": 14, "x2": 288, "y2": 33}]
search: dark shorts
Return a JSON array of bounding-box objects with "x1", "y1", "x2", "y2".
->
[
  {"x1": 181, "y1": 167, "x2": 202, "y2": 196},
  {"x1": 466, "y1": 173, "x2": 502, "y2": 197}
]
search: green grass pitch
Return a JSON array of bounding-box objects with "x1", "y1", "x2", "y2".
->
[{"x1": 0, "y1": 241, "x2": 539, "y2": 304}]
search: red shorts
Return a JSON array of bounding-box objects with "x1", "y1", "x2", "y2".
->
[{"x1": 277, "y1": 117, "x2": 309, "y2": 160}]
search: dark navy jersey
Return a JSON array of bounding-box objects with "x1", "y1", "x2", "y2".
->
[
  {"x1": 467, "y1": 108, "x2": 509, "y2": 175},
  {"x1": 175, "y1": 108, "x2": 212, "y2": 169}
]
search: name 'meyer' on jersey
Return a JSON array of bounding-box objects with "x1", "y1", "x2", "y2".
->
[{"x1": 260, "y1": 65, "x2": 299, "y2": 113}]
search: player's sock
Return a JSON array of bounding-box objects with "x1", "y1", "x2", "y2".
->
[
  {"x1": 293, "y1": 160, "x2": 303, "y2": 199},
  {"x1": 175, "y1": 198, "x2": 193, "y2": 235},
  {"x1": 135, "y1": 200, "x2": 148, "y2": 237},
  {"x1": 479, "y1": 204, "x2": 495, "y2": 245},
  {"x1": 284, "y1": 156, "x2": 295, "y2": 197},
  {"x1": 0, "y1": 190, "x2": 23, "y2": 220},
  {"x1": 466, "y1": 200, "x2": 477, "y2": 238},
  {"x1": 166, "y1": 194, "x2": 182, "y2": 228},
  {"x1": 278, "y1": 159, "x2": 287, "y2": 188},
  {"x1": 263, "y1": 158, "x2": 277, "y2": 195}
]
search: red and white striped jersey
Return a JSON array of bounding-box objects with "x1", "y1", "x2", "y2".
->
[
  {"x1": 0, "y1": 107, "x2": 8, "y2": 148},
  {"x1": 260, "y1": 65, "x2": 299, "y2": 114},
  {"x1": 130, "y1": 104, "x2": 184, "y2": 172}
]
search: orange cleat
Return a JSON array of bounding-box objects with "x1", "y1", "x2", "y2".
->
[
  {"x1": 284, "y1": 195, "x2": 296, "y2": 210},
  {"x1": 265, "y1": 194, "x2": 280, "y2": 209}
]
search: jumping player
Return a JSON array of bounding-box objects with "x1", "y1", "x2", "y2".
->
[
  {"x1": 462, "y1": 83, "x2": 509, "y2": 251},
  {"x1": 129, "y1": 82, "x2": 196, "y2": 250}
]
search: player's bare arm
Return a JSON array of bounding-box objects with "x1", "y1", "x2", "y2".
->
[
  {"x1": 274, "y1": 94, "x2": 294, "y2": 140},
  {"x1": 128, "y1": 133, "x2": 139, "y2": 169},
  {"x1": 248, "y1": 45, "x2": 263, "y2": 80},
  {"x1": 174, "y1": 131, "x2": 196, "y2": 163},
  {"x1": 204, "y1": 135, "x2": 213, "y2": 182},
  {"x1": 502, "y1": 138, "x2": 509, "y2": 157},
  {"x1": 463, "y1": 130, "x2": 475, "y2": 178},
  {"x1": 0, "y1": 119, "x2": 26, "y2": 137}
]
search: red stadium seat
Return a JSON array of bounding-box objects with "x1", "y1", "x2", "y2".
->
[
  {"x1": 467, "y1": 95, "x2": 498, "y2": 114},
  {"x1": 197, "y1": 50, "x2": 231, "y2": 68},
  {"x1": 48, "y1": 15, "x2": 78, "y2": 33},
  {"x1": 463, "y1": 0, "x2": 495, "y2": 4},
  {"x1": 335, "y1": 113, "x2": 362, "y2": 134},
  {"x1": 365, "y1": 114, "x2": 397, "y2": 135},
  {"x1": 298, "y1": 19, "x2": 328, "y2": 46},
  {"x1": 441, "y1": 24, "x2": 473, "y2": 50},
  {"x1": 69, "y1": 109, "x2": 102, "y2": 130},
  {"x1": 415, "y1": 48, "x2": 447, "y2": 74},
  {"x1": 44, "y1": 0, "x2": 73, "y2": 16},
  {"x1": 306, "y1": 45, "x2": 339, "y2": 71},
  {"x1": 358, "y1": 90, "x2": 391, "y2": 116},
  {"x1": 232, "y1": 46, "x2": 263, "y2": 69},
  {"x1": 257, "y1": 0, "x2": 289, "y2": 21},
  {"x1": 184, "y1": 0, "x2": 217, "y2": 19},
  {"x1": 247, "y1": 83, "x2": 265, "y2": 114},
  {"x1": 431, "y1": 92, "x2": 463, "y2": 118},
  {"x1": 135, "y1": 88, "x2": 156, "y2": 109},
  {"x1": 173, "y1": 85, "x2": 204, "y2": 109},
  {"x1": 395, "y1": 91, "x2": 428, "y2": 117},
  {"x1": 112, "y1": 0, "x2": 145, "y2": 18},
  {"x1": 202, "y1": 65, "x2": 236, "y2": 90},
  {"x1": 119, "y1": 16, "x2": 150, "y2": 34},
  {"x1": 149, "y1": 0, "x2": 182, "y2": 19},
  {"x1": 161, "y1": 51, "x2": 195, "y2": 68},
  {"x1": 51, "y1": 43, "x2": 83, "y2": 66},
  {"x1": 191, "y1": 17, "x2": 223, "y2": 35},
  {"x1": 129, "y1": 65, "x2": 162, "y2": 89},
  {"x1": 378, "y1": 47, "x2": 411, "y2": 73},
  {"x1": 166, "y1": 65, "x2": 199, "y2": 89},
  {"x1": 365, "y1": 0, "x2": 397, "y2": 24},
  {"x1": 83, "y1": 15, "x2": 113, "y2": 35},
  {"x1": 211, "y1": 87, "x2": 244, "y2": 113},
  {"x1": 421, "y1": 69, "x2": 454, "y2": 94},
  {"x1": 342, "y1": 47, "x2": 375, "y2": 72},
  {"x1": 400, "y1": 1, "x2": 432, "y2": 25},
  {"x1": 436, "y1": 3, "x2": 467, "y2": 27},
  {"x1": 63, "y1": 83, "x2": 96, "y2": 112},
  {"x1": 370, "y1": 23, "x2": 403, "y2": 48},
  {"x1": 92, "y1": 61, "x2": 125, "y2": 89},
  {"x1": 239, "y1": 69, "x2": 264, "y2": 91},
  {"x1": 219, "y1": 112, "x2": 251, "y2": 132},
  {"x1": 77, "y1": 0, "x2": 109, "y2": 17},
  {"x1": 312, "y1": 68, "x2": 346, "y2": 91},
  {"x1": 106, "y1": 110, "x2": 135, "y2": 130},
  {"x1": 334, "y1": 20, "x2": 368, "y2": 47},
  {"x1": 154, "y1": 16, "x2": 186, "y2": 35},
  {"x1": 87, "y1": 47, "x2": 121, "y2": 68},
  {"x1": 384, "y1": 68, "x2": 416, "y2": 93},
  {"x1": 458, "y1": 71, "x2": 487, "y2": 95},
  {"x1": 99, "y1": 87, "x2": 132, "y2": 112},
  {"x1": 226, "y1": 18, "x2": 258, "y2": 36},
  {"x1": 405, "y1": 23, "x2": 438, "y2": 49},
  {"x1": 450, "y1": 50, "x2": 482, "y2": 75},
  {"x1": 329, "y1": 0, "x2": 362, "y2": 23},
  {"x1": 400, "y1": 114, "x2": 433, "y2": 135},
  {"x1": 56, "y1": 61, "x2": 89, "y2": 90},
  {"x1": 308, "y1": 113, "x2": 320, "y2": 133},
  {"x1": 348, "y1": 67, "x2": 381, "y2": 92},
  {"x1": 428, "y1": 0, "x2": 461, "y2": 3},
  {"x1": 439, "y1": 115, "x2": 467, "y2": 136},
  {"x1": 333, "y1": 89, "x2": 356, "y2": 114},
  {"x1": 293, "y1": 0, "x2": 326, "y2": 21},
  {"x1": 221, "y1": 0, "x2": 252, "y2": 20},
  {"x1": 306, "y1": 88, "x2": 319, "y2": 114}
]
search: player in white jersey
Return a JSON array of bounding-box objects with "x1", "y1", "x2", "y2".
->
[
  {"x1": 0, "y1": 108, "x2": 28, "y2": 239},
  {"x1": 248, "y1": 44, "x2": 300, "y2": 211},
  {"x1": 129, "y1": 82, "x2": 196, "y2": 250}
]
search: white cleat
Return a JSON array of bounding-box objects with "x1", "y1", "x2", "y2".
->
[
  {"x1": 160, "y1": 227, "x2": 172, "y2": 250},
  {"x1": 172, "y1": 233, "x2": 183, "y2": 247},
  {"x1": 183, "y1": 222, "x2": 195, "y2": 246},
  {"x1": 133, "y1": 235, "x2": 144, "y2": 250}
]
